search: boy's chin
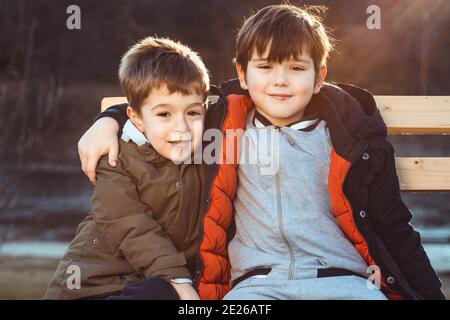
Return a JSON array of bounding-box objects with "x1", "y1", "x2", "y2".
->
[
  {"x1": 167, "y1": 148, "x2": 194, "y2": 164},
  {"x1": 258, "y1": 105, "x2": 307, "y2": 117}
]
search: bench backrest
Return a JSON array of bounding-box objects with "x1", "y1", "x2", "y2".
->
[{"x1": 101, "y1": 95, "x2": 450, "y2": 191}]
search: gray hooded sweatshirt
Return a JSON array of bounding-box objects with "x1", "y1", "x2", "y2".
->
[{"x1": 228, "y1": 109, "x2": 369, "y2": 283}]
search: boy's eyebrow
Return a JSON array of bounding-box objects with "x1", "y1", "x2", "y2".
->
[
  {"x1": 151, "y1": 102, "x2": 204, "y2": 110},
  {"x1": 293, "y1": 58, "x2": 311, "y2": 64},
  {"x1": 251, "y1": 57, "x2": 311, "y2": 64}
]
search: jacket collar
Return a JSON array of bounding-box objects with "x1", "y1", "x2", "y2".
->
[{"x1": 310, "y1": 83, "x2": 387, "y2": 162}]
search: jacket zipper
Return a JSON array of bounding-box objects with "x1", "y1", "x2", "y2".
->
[{"x1": 275, "y1": 128, "x2": 296, "y2": 280}]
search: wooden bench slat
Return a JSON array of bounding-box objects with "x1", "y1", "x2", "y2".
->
[
  {"x1": 102, "y1": 96, "x2": 450, "y2": 134},
  {"x1": 375, "y1": 96, "x2": 450, "y2": 134},
  {"x1": 396, "y1": 157, "x2": 450, "y2": 191},
  {"x1": 101, "y1": 97, "x2": 128, "y2": 112}
]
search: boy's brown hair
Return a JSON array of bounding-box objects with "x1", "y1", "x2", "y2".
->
[
  {"x1": 119, "y1": 36, "x2": 209, "y2": 112},
  {"x1": 235, "y1": 3, "x2": 334, "y2": 78}
]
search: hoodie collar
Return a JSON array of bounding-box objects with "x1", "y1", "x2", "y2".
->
[
  {"x1": 121, "y1": 119, "x2": 149, "y2": 146},
  {"x1": 253, "y1": 106, "x2": 320, "y2": 131}
]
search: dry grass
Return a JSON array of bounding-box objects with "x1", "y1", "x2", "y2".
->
[{"x1": 0, "y1": 256, "x2": 59, "y2": 300}]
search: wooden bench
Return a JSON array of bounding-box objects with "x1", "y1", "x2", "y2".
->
[{"x1": 101, "y1": 95, "x2": 450, "y2": 192}]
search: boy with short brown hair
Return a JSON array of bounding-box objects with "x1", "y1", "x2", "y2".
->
[{"x1": 45, "y1": 36, "x2": 208, "y2": 300}]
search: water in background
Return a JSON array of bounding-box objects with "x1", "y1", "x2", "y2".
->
[{"x1": 0, "y1": 135, "x2": 449, "y2": 270}]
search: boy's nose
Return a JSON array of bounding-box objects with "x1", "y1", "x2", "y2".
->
[
  {"x1": 273, "y1": 68, "x2": 289, "y2": 87},
  {"x1": 173, "y1": 116, "x2": 189, "y2": 132}
]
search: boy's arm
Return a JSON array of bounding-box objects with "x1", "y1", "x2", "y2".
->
[
  {"x1": 170, "y1": 282, "x2": 200, "y2": 300},
  {"x1": 94, "y1": 103, "x2": 129, "y2": 135},
  {"x1": 91, "y1": 156, "x2": 192, "y2": 282},
  {"x1": 78, "y1": 104, "x2": 128, "y2": 185},
  {"x1": 367, "y1": 139, "x2": 445, "y2": 300}
]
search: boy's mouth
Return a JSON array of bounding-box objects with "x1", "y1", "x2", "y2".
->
[
  {"x1": 268, "y1": 93, "x2": 293, "y2": 100},
  {"x1": 168, "y1": 140, "x2": 191, "y2": 145}
]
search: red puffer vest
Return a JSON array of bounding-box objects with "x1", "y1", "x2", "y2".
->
[{"x1": 195, "y1": 94, "x2": 253, "y2": 299}]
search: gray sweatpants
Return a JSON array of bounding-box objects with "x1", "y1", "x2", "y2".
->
[{"x1": 223, "y1": 275, "x2": 388, "y2": 300}]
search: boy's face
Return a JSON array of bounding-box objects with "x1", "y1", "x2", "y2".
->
[
  {"x1": 127, "y1": 84, "x2": 205, "y2": 163},
  {"x1": 237, "y1": 45, "x2": 326, "y2": 127}
]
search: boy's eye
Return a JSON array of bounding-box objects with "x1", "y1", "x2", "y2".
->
[
  {"x1": 292, "y1": 66, "x2": 305, "y2": 71},
  {"x1": 157, "y1": 112, "x2": 170, "y2": 117},
  {"x1": 258, "y1": 64, "x2": 272, "y2": 69},
  {"x1": 187, "y1": 111, "x2": 201, "y2": 117}
]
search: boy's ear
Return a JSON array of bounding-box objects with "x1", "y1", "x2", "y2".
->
[
  {"x1": 127, "y1": 106, "x2": 144, "y2": 132},
  {"x1": 314, "y1": 65, "x2": 328, "y2": 94},
  {"x1": 235, "y1": 63, "x2": 249, "y2": 90}
]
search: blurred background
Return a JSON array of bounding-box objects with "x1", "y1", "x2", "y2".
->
[{"x1": 0, "y1": 0, "x2": 449, "y2": 299}]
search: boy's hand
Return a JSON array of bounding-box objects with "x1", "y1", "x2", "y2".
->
[
  {"x1": 78, "y1": 117, "x2": 120, "y2": 185},
  {"x1": 170, "y1": 282, "x2": 200, "y2": 300}
]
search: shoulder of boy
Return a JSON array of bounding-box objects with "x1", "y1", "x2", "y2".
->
[{"x1": 97, "y1": 152, "x2": 127, "y2": 175}]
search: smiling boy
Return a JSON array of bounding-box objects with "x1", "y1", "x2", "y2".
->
[{"x1": 45, "y1": 36, "x2": 208, "y2": 300}]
